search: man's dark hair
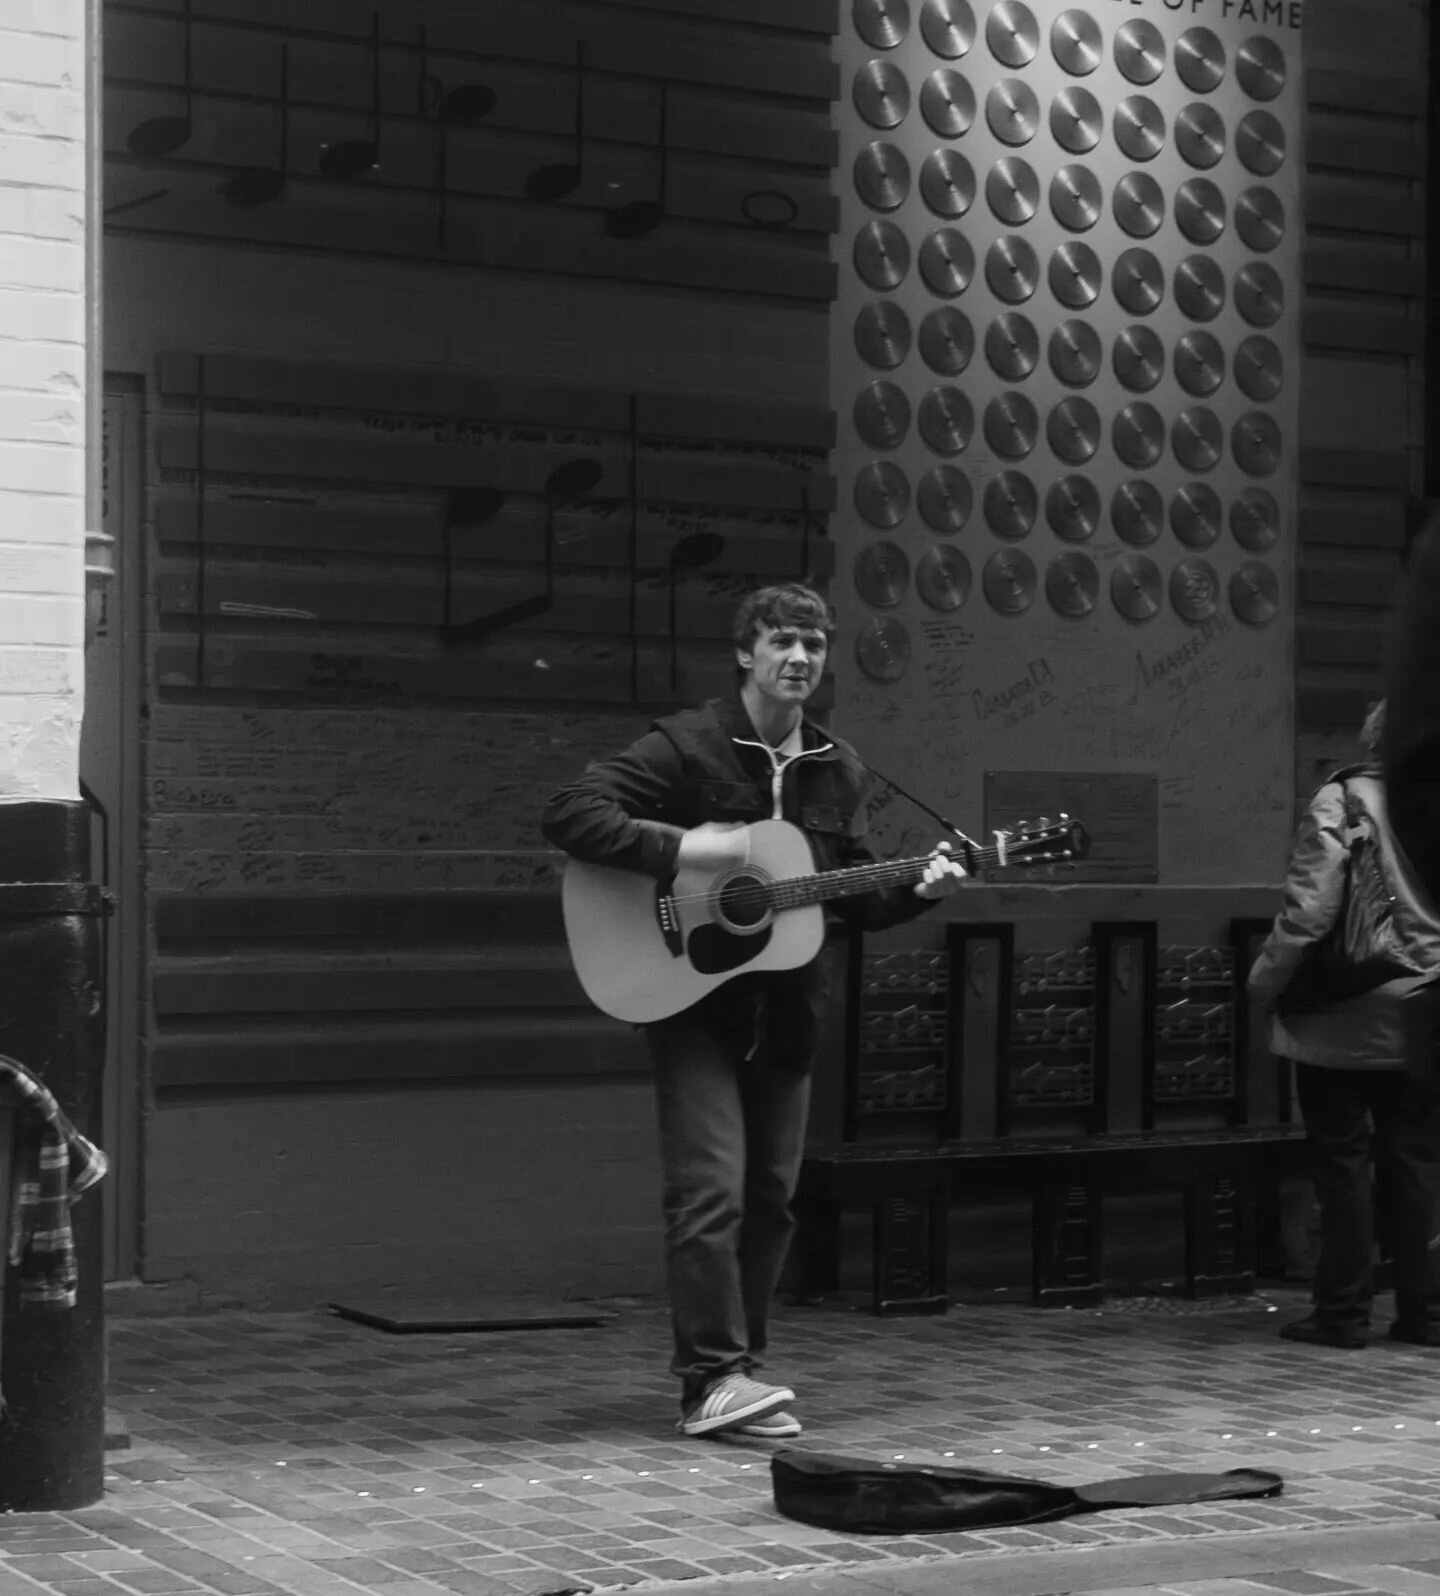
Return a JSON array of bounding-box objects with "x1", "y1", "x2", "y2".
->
[{"x1": 731, "y1": 584, "x2": 835, "y2": 655}]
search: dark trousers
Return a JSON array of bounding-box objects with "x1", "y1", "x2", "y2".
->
[
  {"x1": 1295, "y1": 1063, "x2": 1440, "y2": 1330},
  {"x1": 645, "y1": 1011, "x2": 812, "y2": 1406}
]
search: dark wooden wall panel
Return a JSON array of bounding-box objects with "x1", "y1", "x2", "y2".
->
[{"x1": 1296, "y1": 0, "x2": 1427, "y2": 737}]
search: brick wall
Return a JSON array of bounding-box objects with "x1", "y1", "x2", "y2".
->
[{"x1": 0, "y1": 0, "x2": 88, "y2": 799}]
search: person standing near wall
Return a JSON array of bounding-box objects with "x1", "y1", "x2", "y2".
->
[
  {"x1": 1249, "y1": 701, "x2": 1440, "y2": 1348},
  {"x1": 542, "y1": 584, "x2": 967, "y2": 1438}
]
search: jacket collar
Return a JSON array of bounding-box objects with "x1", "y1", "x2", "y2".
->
[{"x1": 712, "y1": 689, "x2": 838, "y2": 757}]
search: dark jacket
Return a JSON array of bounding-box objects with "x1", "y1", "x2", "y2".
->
[
  {"x1": 541, "y1": 691, "x2": 935, "y2": 1064},
  {"x1": 1248, "y1": 768, "x2": 1440, "y2": 1068}
]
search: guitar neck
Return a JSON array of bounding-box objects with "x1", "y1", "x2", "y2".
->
[{"x1": 768, "y1": 841, "x2": 1006, "y2": 912}]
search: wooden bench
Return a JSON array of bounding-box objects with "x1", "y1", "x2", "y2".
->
[{"x1": 795, "y1": 1125, "x2": 1308, "y2": 1314}]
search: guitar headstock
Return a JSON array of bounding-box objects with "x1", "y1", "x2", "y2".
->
[{"x1": 1000, "y1": 813, "x2": 1091, "y2": 868}]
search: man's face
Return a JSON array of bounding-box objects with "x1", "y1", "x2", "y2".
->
[{"x1": 737, "y1": 621, "x2": 829, "y2": 707}]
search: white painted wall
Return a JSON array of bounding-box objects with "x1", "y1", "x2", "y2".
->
[{"x1": 0, "y1": 0, "x2": 89, "y2": 800}]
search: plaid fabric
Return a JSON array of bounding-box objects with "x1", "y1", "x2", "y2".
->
[{"x1": 0, "y1": 1055, "x2": 108, "y2": 1309}]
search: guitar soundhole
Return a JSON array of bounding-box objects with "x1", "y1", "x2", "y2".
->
[{"x1": 716, "y1": 872, "x2": 771, "y2": 931}]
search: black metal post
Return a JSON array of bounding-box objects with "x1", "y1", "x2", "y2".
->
[{"x1": 0, "y1": 800, "x2": 107, "y2": 1510}]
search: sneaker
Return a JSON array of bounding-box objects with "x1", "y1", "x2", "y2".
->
[
  {"x1": 1280, "y1": 1315, "x2": 1367, "y2": 1349},
  {"x1": 678, "y1": 1373, "x2": 794, "y2": 1438},
  {"x1": 734, "y1": 1408, "x2": 802, "y2": 1439}
]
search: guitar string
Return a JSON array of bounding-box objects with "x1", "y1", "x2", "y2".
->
[{"x1": 658, "y1": 840, "x2": 1042, "y2": 914}]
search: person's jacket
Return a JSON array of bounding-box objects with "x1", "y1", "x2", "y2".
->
[
  {"x1": 541, "y1": 690, "x2": 935, "y2": 1063},
  {"x1": 1247, "y1": 766, "x2": 1440, "y2": 1068}
]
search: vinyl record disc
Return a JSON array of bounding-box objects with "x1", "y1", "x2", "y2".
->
[
  {"x1": 1235, "y1": 262, "x2": 1284, "y2": 327},
  {"x1": 983, "y1": 548, "x2": 1037, "y2": 613},
  {"x1": 1176, "y1": 27, "x2": 1225, "y2": 92},
  {"x1": 854, "y1": 220, "x2": 911, "y2": 289},
  {"x1": 1176, "y1": 103, "x2": 1226, "y2": 169},
  {"x1": 853, "y1": 59, "x2": 911, "y2": 128},
  {"x1": 1233, "y1": 411, "x2": 1282, "y2": 477},
  {"x1": 1235, "y1": 335, "x2": 1283, "y2": 401},
  {"x1": 1175, "y1": 178, "x2": 1225, "y2": 243},
  {"x1": 920, "y1": 0, "x2": 976, "y2": 59},
  {"x1": 854, "y1": 381, "x2": 912, "y2": 451},
  {"x1": 1113, "y1": 171, "x2": 1164, "y2": 238},
  {"x1": 984, "y1": 392, "x2": 1039, "y2": 459},
  {"x1": 1170, "y1": 481, "x2": 1222, "y2": 546},
  {"x1": 918, "y1": 385, "x2": 974, "y2": 455},
  {"x1": 854, "y1": 0, "x2": 911, "y2": 50},
  {"x1": 1169, "y1": 557, "x2": 1220, "y2": 622},
  {"x1": 1046, "y1": 551, "x2": 1099, "y2": 616},
  {"x1": 1113, "y1": 248, "x2": 1164, "y2": 315},
  {"x1": 1051, "y1": 11, "x2": 1101, "y2": 76},
  {"x1": 1230, "y1": 561, "x2": 1279, "y2": 625},
  {"x1": 854, "y1": 461, "x2": 911, "y2": 527},
  {"x1": 1050, "y1": 164, "x2": 1102, "y2": 232},
  {"x1": 1236, "y1": 187, "x2": 1285, "y2": 253},
  {"x1": 854, "y1": 540, "x2": 911, "y2": 607},
  {"x1": 920, "y1": 148, "x2": 976, "y2": 218},
  {"x1": 1049, "y1": 241, "x2": 1101, "y2": 308},
  {"x1": 1047, "y1": 397, "x2": 1100, "y2": 465},
  {"x1": 986, "y1": 235, "x2": 1039, "y2": 303},
  {"x1": 918, "y1": 464, "x2": 973, "y2": 531},
  {"x1": 987, "y1": 79, "x2": 1040, "y2": 146},
  {"x1": 1237, "y1": 110, "x2": 1286, "y2": 175},
  {"x1": 1113, "y1": 403, "x2": 1165, "y2": 469},
  {"x1": 1046, "y1": 474, "x2": 1100, "y2": 541},
  {"x1": 1113, "y1": 324, "x2": 1164, "y2": 392},
  {"x1": 855, "y1": 615, "x2": 912, "y2": 682},
  {"x1": 1048, "y1": 320, "x2": 1101, "y2": 388},
  {"x1": 1111, "y1": 479, "x2": 1163, "y2": 546},
  {"x1": 919, "y1": 306, "x2": 975, "y2": 375},
  {"x1": 1051, "y1": 86, "x2": 1102, "y2": 153},
  {"x1": 1231, "y1": 487, "x2": 1280, "y2": 552},
  {"x1": 1114, "y1": 96, "x2": 1165, "y2": 162},
  {"x1": 855, "y1": 300, "x2": 912, "y2": 369},
  {"x1": 984, "y1": 470, "x2": 1038, "y2": 538},
  {"x1": 1111, "y1": 553, "x2": 1162, "y2": 621},
  {"x1": 987, "y1": 1, "x2": 1038, "y2": 67},
  {"x1": 1115, "y1": 19, "x2": 1165, "y2": 83},
  {"x1": 916, "y1": 544, "x2": 972, "y2": 611},
  {"x1": 1237, "y1": 35, "x2": 1286, "y2": 101},
  {"x1": 1174, "y1": 330, "x2": 1225, "y2": 396},
  {"x1": 920, "y1": 67, "x2": 976, "y2": 136},
  {"x1": 986, "y1": 157, "x2": 1040, "y2": 225},
  {"x1": 985, "y1": 312, "x2": 1039, "y2": 381},
  {"x1": 1172, "y1": 408, "x2": 1223, "y2": 474},
  {"x1": 920, "y1": 228, "x2": 976, "y2": 297},
  {"x1": 854, "y1": 142, "x2": 911, "y2": 211},
  {"x1": 1174, "y1": 255, "x2": 1226, "y2": 322}
]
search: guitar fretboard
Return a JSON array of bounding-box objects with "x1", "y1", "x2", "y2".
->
[{"x1": 764, "y1": 841, "x2": 1011, "y2": 911}]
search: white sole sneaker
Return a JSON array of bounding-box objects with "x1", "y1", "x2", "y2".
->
[
  {"x1": 734, "y1": 1409, "x2": 802, "y2": 1439},
  {"x1": 678, "y1": 1376, "x2": 795, "y2": 1437}
]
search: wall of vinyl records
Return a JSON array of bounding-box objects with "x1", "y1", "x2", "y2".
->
[{"x1": 830, "y1": 0, "x2": 1303, "y2": 886}]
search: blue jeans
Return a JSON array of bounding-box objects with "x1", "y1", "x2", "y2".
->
[
  {"x1": 1295, "y1": 1063, "x2": 1440, "y2": 1330},
  {"x1": 645, "y1": 1010, "x2": 812, "y2": 1406}
]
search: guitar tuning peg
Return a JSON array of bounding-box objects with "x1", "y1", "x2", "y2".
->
[{"x1": 1038, "y1": 816, "x2": 1051, "y2": 828}]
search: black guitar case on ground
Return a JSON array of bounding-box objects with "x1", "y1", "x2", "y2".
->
[{"x1": 772, "y1": 1448, "x2": 1283, "y2": 1536}]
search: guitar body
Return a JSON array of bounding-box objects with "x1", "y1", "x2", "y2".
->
[{"x1": 561, "y1": 819, "x2": 827, "y2": 1024}]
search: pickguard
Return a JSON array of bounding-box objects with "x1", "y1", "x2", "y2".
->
[{"x1": 686, "y1": 922, "x2": 772, "y2": 976}]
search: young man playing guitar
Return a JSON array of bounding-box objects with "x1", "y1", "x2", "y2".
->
[{"x1": 542, "y1": 584, "x2": 966, "y2": 1439}]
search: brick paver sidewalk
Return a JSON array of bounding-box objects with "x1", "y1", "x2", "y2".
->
[{"x1": 3, "y1": 1288, "x2": 1440, "y2": 1596}]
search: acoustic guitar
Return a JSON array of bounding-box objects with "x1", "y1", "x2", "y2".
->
[{"x1": 561, "y1": 815, "x2": 1089, "y2": 1023}]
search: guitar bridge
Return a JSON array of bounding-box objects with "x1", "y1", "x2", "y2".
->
[{"x1": 654, "y1": 882, "x2": 683, "y2": 958}]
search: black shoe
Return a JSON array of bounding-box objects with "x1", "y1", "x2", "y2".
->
[
  {"x1": 1280, "y1": 1315, "x2": 1368, "y2": 1349},
  {"x1": 1388, "y1": 1320, "x2": 1440, "y2": 1347}
]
